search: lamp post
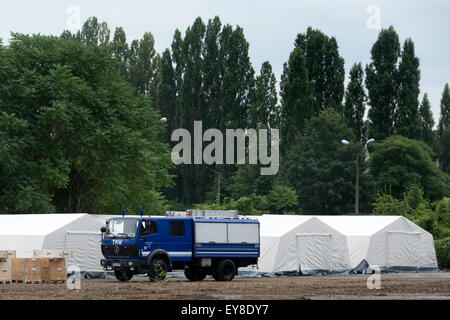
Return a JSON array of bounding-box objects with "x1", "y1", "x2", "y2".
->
[
  {"x1": 341, "y1": 139, "x2": 375, "y2": 214},
  {"x1": 205, "y1": 166, "x2": 221, "y2": 205}
]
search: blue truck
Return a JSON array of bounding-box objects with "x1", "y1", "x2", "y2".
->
[{"x1": 100, "y1": 215, "x2": 260, "y2": 282}]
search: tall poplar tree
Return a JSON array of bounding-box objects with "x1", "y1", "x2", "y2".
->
[
  {"x1": 366, "y1": 26, "x2": 401, "y2": 141},
  {"x1": 418, "y1": 93, "x2": 434, "y2": 147},
  {"x1": 295, "y1": 27, "x2": 345, "y2": 113},
  {"x1": 280, "y1": 46, "x2": 314, "y2": 148},
  {"x1": 395, "y1": 38, "x2": 421, "y2": 139},
  {"x1": 111, "y1": 27, "x2": 129, "y2": 79},
  {"x1": 251, "y1": 61, "x2": 279, "y2": 128},
  {"x1": 438, "y1": 83, "x2": 450, "y2": 173},
  {"x1": 344, "y1": 62, "x2": 366, "y2": 142}
]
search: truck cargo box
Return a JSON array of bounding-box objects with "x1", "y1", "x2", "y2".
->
[{"x1": 193, "y1": 218, "x2": 260, "y2": 258}]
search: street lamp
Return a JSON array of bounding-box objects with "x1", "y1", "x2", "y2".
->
[{"x1": 341, "y1": 139, "x2": 375, "y2": 214}]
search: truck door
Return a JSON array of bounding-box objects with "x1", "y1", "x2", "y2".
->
[
  {"x1": 166, "y1": 219, "x2": 192, "y2": 261},
  {"x1": 139, "y1": 220, "x2": 159, "y2": 257}
]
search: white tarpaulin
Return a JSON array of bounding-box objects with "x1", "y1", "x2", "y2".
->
[
  {"x1": 249, "y1": 215, "x2": 438, "y2": 273},
  {"x1": 0, "y1": 214, "x2": 104, "y2": 271},
  {"x1": 252, "y1": 215, "x2": 351, "y2": 273},
  {"x1": 315, "y1": 215, "x2": 438, "y2": 270}
]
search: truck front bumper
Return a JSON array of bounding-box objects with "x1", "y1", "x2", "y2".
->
[{"x1": 101, "y1": 258, "x2": 143, "y2": 270}]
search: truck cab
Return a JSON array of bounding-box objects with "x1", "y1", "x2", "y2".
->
[{"x1": 100, "y1": 215, "x2": 259, "y2": 282}]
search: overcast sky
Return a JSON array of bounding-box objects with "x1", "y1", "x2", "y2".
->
[{"x1": 1, "y1": 0, "x2": 448, "y2": 124}]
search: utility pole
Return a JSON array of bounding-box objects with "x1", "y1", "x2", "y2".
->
[{"x1": 341, "y1": 139, "x2": 375, "y2": 214}]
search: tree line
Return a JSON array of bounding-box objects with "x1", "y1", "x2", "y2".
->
[{"x1": 0, "y1": 16, "x2": 449, "y2": 219}]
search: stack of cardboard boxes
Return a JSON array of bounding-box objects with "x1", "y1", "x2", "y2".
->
[
  {"x1": 0, "y1": 250, "x2": 71, "y2": 284},
  {"x1": 0, "y1": 250, "x2": 15, "y2": 283}
]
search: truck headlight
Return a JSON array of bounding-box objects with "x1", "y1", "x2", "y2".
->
[{"x1": 128, "y1": 261, "x2": 134, "y2": 266}]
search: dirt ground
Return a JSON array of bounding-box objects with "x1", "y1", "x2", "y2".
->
[{"x1": 1, "y1": 272, "x2": 449, "y2": 300}]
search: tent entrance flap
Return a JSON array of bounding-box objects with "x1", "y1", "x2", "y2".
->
[
  {"x1": 296, "y1": 233, "x2": 332, "y2": 272},
  {"x1": 64, "y1": 231, "x2": 103, "y2": 271},
  {"x1": 386, "y1": 231, "x2": 421, "y2": 268}
]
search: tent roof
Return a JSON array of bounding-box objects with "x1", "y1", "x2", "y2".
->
[
  {"x1": 257, "y1": 215, "x2": 313, "y2": 236},
  {"x1": 0, "y1": 213, "x2": 88, "y2": 236},
  {"x1": 257, "y1": 215, "x2": 403, "y2": 237},
  {"x1": 315, "y1": 215, "x2": 402, "y2": 236}
]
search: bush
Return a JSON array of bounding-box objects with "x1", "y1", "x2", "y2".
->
[
  {"x1": 435, "y1": 197, "x2": 450, "y2": 228},
  {"x1": 372, "y1": 190, "x2": 410, "y2": 216},
  {"x1": 435, "y1": 237, "x2": 450, "y2": 270}
]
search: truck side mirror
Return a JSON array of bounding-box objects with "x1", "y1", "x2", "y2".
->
[{"x1": 101, "y1": 227, "x2": 106, "y2": 233}]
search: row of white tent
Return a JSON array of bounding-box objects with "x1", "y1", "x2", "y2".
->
[
  {"x1": 253, "y1": 215, "x2": 438, "y2": 273},
  {"x1": 0, "y1": 213, "x2": 438, "y2": 274}
]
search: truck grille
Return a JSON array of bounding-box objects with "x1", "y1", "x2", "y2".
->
[{"x1": 101, "y1": 244, "x2": 139, "y2": 257}]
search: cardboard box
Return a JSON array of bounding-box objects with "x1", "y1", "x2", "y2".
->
[
  {"x1": 1, "y1": 265, "x2": 11, "y2": 282},
  {"x1": 49, "y1": 258, "x2": 65, "y2": 270},
  {"x1": 12, "y1": 258, "x2": 25, "y2": 281},
  {"x1": 25, "y1": 258, "x2": 42, "y2": 282},
  {"x1": 33, "y1": 250, "x2": 72, "y2": 259},
  {"x1": 0, "y1": 250, "x2": 16, "y2": 260},
  {"x1": 51, "y1": 267, "x2": 67, "y2": 281}
]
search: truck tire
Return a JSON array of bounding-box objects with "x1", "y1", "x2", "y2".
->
[
  {"x1": 213, "y1": 259, "x2": 236, "y2": 281},
  {"x1": 148, "y1": 257, "x2": 168, "y2": 281},
  {"x1": 114, "y1": 269, "x2": 133, "y2": 282},
  {"x1": 184, "y1": 268, "x2": 207, "y2": 282}
]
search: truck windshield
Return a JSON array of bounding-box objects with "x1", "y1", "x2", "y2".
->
[{"x1": 105, "y1": 218, "x2": 139, "y2": 238}]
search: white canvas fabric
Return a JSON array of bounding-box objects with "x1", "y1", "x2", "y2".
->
[
  {"x1": 249, "y1": 215, "x2": 438, "y2": 273},
  {"x1": 253, "y1": 215, "x2": 351, "y2": 273},
  {"x1": 0, "y1": 214, "x2": 104, "y2": 271},
  {"x1": 315, "y1": 215, "x2": 438, "y2": 270}
]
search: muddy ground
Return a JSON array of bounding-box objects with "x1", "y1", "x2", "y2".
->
[{"x1": 1, "y1": 272, "x2": 449, "y2": 300}]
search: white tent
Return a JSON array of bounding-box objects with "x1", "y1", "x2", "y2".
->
[
  {"x1": 254, "y1": 215, "x2": 351, "y2": 274},
  {"x1": 249, "y1": 214, "x2": 438, "y2": 274},
  {"x1": 0, "y1": 214, "x2": 104, "y2": 272},
  {"x1": 315, "y1": 215, "x2": 438, "y2": 271}
]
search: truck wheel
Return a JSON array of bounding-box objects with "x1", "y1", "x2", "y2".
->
[
  {"x1": 114, "y1": 270, "x2": 133, "y2": 282},
  {"x1": 213, "y1": 259, "x2": 236, "y2": 281},
  {"x1": 184, "y1": 268, "x2": 207, "y2": 282},
  {"x1": 148, "y1": 257, "x2": 168, "y2": 281}
]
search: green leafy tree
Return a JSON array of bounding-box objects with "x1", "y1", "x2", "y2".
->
[
  {"x1": 438, "y1": 84, "x2": 450, "y2": 173},
  {"x1": 366, "y1": 26, "x2": 401, "y2": 141},
  {"x1": 251, "y1": 61, "x2": 279, "y2": 128},
  {"x1": 419, "y1": 93, "x2": 435, "y2": 146},
  {"x1": 111, "y1": 27, "x2": 129, "y2": 79},
  {"x1": 435, "y1": 197, "x2": 450, "y2": 228},
  {"x1": 395, "y1": 38, "x2": 421, "y2": 139},
  {"x1": 280, "y1": 109, "x2": 374, "y2": 214},
  {"x1": 268, "y1": 185, "x2": 298, "y2": 215},
  {"x1": 0, "y1": 34, "x2": 171, "y2": 213},
  {"x1": 369, "y1": 135, "x2": 450, "y2": 201},
  {"x1": 295, "y1": 27, "x2": 345, "y2": 113},
  {"x1": 201, "y1": 16, "x2": 222, "y2": 129},
  {"x1": 344, "y1": 62, "x2": 366, "y2": 142},
  {"x1": 79, "y1": 17, "x2": 110, "y2": 47},
  {"x1": 372, "y1": 190, "x2": 410, "y2": 216},
  {"x1": 280, "y1": 46, "x2": 314, "y2": 149}
]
